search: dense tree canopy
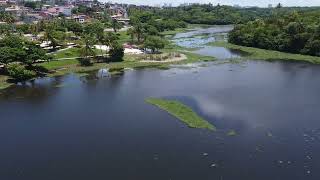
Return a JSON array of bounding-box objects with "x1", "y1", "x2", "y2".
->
[
  {"x1": 129, "y1": 4, "x2": 320, "y2": 26},
  {"x1": 229, "y1": 10, "x2": 320, "y2": 56},
  {"x1": 0, "y1": 12, "x2": 15, "y2": 24},
  {"x1": 0, "y1": 35, "x2": 47, "y2": 66},
  {"x1": 143, "y1": 36, "x2": 167, "y2": 53}
]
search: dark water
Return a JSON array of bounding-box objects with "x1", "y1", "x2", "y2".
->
[{"x1": 1, "y1": 27, "x2": 320, "y2": 180}]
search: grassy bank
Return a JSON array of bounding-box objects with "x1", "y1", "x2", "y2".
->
[
  {"x1": 208, "y1": 41, "x2": 320, "y2": 64},
  {"x1": 52, "y1": 48, "x2": 81, "y2": 59},
  {"x1": 145, "y1": 98, "x2": 216, "y2": 131},
  {"x1": 0, "y1": 45, "x2": 214, "y2": 89},
  {"x1": 0, "y1": 75, "x2": 11, "y2": 90},
  {"x1": 38, "y1": 50, "x2": 214, "y2": 77}
]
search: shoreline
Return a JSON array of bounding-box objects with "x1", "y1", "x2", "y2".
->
[
  {"x1": 0, "y1": 51, "x2": 214, "y2": 90},
  {"x1": 0, "y1": 24, "x2": 214, "y2": 91},
  {"x1": 208, "y1": 41, "x2": 320, "y2": 64}
]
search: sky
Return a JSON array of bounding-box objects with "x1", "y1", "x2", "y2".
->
[{"x1": 104, "y1": 0, "x2": 320, "y2": 7}]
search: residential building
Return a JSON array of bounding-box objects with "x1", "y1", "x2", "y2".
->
[
  {"x1": 0, "y1": 0, "x2": 7, "y2": 6},
  {"x1": 73, "y1": 14, "x2": 87, "y2": 23},
  {"x1": 5, "y1": 5, "x2": 26, "y2": 18},
  {"x1": 24, "y1": 13, "x2": 43, "y2": 24}
]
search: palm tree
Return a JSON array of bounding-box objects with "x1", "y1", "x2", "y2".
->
[
  {"x1": 101, "y1": 32, "x2": 119, "y2": 57},
  {"x1": 133, "y1": 23, "x2": 144, "y2": 43},
  {"x1": 30, "y1": 24, "x2": 39, "y2": 36},
  {"x1": 80, "y1": 34, "x2": 96, "y2": 59},
  {"x1": 111, "y1": 19, "x2": 122, "y2": 33},
  {"x1": 127, "y1": 28, "x2": 135, "y2": 43},
  {"x1": 44, "y1": 25, "x2": 59, "y2": 50}
]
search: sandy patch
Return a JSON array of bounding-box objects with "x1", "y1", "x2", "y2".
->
[
  {"x1": 94, "y1": 45, "x2": 143, "y2": 54},
  {"x1": 140, "y1": 54, "x2": 187, "y2": 63}
]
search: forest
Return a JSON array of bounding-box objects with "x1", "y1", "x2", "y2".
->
[
  {"x1": 229, "y1": 9, "x2": 320, "y2": 56},
  {"x1": 129, "y1": 4, "x2": 320, "y2": 25}
]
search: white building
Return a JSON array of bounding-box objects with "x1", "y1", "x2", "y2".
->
[
  {"x1": 73, "y1": 15, "x2": 86, "y2": 23},
  {"x1": 0, "y1": 0, "x2": 7, "y2": 5}
]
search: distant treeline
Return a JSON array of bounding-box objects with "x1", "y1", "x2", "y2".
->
[
  {"x1": 128, "y1": 4, "x2": 320, "y2": 56},
  {"x1": 129, "y1": 4, "x2": 320, "y2": 25},
  {"x1": 229, "y1": 9, "x2": 320, "y2": 56}
]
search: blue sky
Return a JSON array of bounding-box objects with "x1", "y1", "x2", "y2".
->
[{"x1": 105, "y1": 0, "x2": 320, "y2": 7}]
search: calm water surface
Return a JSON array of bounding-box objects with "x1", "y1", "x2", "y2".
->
[
  {"x1": 1, "y1": 26, "x2": 320, "y2": 180},
  {"x1": 172, "y1": 25, "x2": 247, "y2": 59}
]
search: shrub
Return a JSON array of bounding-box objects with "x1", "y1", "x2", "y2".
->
[
  {"x1": 78, "y1": 58, "x2": 93, "y2": 66},
  {"x1": 109, "y1": 43, "x2": 124, "y2": 62},
  {"x1": 6, "y1": 63, "x2": 36, "y2": 81}
]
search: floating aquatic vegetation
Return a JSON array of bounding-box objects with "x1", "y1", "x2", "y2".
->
[{"x1": 146, "y1": 98, "x2": 216, "y2": 131}]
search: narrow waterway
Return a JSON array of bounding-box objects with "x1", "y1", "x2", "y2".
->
[
  {"x1": 1, "y1": 26, "x2": 320, "y2": 180},
  {"x1": 172, "y1": 25, "x2": 247, "y2": 59}
]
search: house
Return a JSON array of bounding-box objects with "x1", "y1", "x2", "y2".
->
[
  {"x1": 74, "y1": 0, "x2": 94, "y2": 8},
  {"x1": 47, "y1": 7, "x2": 60, "y2": 16},
  {"x1": 39, "y1": 11, "x2": 55, "y2": 20},
  {"x1": 73, "y1": 14, "x2": 87, "y2": 23},
  {"x1": 0, "y1": 0, "x2": 7, "y2": 6},
  {"x1": 60, "y1": 6, "x2": 72, "y2": 16},
  {"x1": 108, "y1": 5, "x2": 128, "y2": 19},
  {"x1": 8, "y1": 0, "x2": 16, "y2": 4},
  {"x1": 5, "y1": 5, "x2": 27, "y2": 18},
  {"x1": 116, "y1": 18, "x2": 130, "y2": 25},
  {"x1": 24, "y1": 13, "x2": 43, "y2": 24},
  {"x1": 40, "y1": 5, "x2": 73, "y2": 19}
]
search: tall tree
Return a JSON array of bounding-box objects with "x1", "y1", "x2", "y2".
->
[
  {"x1": 80, "y1": 34, "x2": 96, "y2": 59},
  {"x1": 111, "y1": 19, "x2": 122, "y2": 33},
  {"x1": 143, "y1": 36, "x2": 167, "y2": 53}
]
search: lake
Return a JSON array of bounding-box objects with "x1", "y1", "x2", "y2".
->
[{"x1": 1, "y1": 26, "x2": 320, "y2": 180}]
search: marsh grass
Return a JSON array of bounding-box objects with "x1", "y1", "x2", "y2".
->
[{"x1": 146, "y1": 98, "x2": 216, "y2": 131}]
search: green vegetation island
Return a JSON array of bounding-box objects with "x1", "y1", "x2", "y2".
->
[{"x1": 146, "y1": 98, "x2": 216, "y2": 131}]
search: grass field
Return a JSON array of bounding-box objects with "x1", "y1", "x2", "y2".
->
[
  {"x1": 117, "y1": 31, "x2": 132, "y2": 45},
  {"x1": 145, "y1": 98, "x2": 216, "y2": 131},
  {"x1": 52, "y1": 48, "x2": 81, "y2": 59}
]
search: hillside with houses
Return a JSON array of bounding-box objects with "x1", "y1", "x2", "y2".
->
[{"x1": 0, "y1": 0, "x2": 131, "y2": 26}]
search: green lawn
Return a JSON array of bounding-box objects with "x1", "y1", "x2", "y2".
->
[
  {"x1": 117, "y1": 31, "x2": 132, "y2": 44},
  {"x1": 40, "y1": 59, "x2": 79, "y2": 70},
  {"x1": 52, "y1": 48, "x2": 81, "y2": 59},
  {"x1": 0, "y1": 75, "x2": 11, "y2": 90},
  {"x1": 209, "y1": 41, "x2": 320, "y2": 64},
  {"x1": 51, "y1": 47, "x2": 106, "y2": 60},
  {"x1": 145, "y1": 98, "x2": 216, "y2": 131}
]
